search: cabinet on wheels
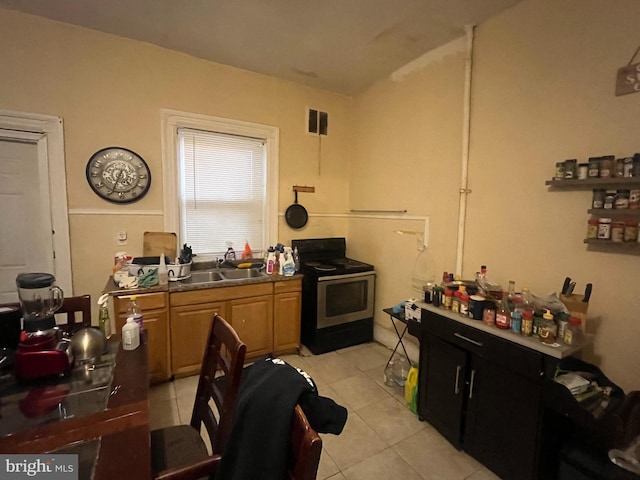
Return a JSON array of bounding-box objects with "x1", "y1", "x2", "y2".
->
[
  {"x1": 420, "y1": 310, "x2": 545, "y2": 480},
  {"x1": 113, "y1": 291, "x2": 170, "y2": 384}
]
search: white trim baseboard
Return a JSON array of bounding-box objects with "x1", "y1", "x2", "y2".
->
[{"x1": 374, "y1": 323, "x2": 420, "y2": 366}]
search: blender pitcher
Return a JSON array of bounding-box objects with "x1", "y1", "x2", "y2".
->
[{"x1": 16, "y1": 273, "x2": 64, "y2": 332}]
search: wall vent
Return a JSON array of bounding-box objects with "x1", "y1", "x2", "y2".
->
[{"x1": 306, "y1": 108, "x2": 328, "y2": 135}]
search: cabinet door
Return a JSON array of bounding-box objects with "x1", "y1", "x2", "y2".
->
[
  {"x1": 139, "y1": 309, "x2": 169, "y2": 383},
  {"x1": 464, "y1": 355, "x2": 541, "y2": 480},
  {"x1": 229, "y1": 295, "x2": 273, "y2": 359},
  {"x1": 170, "y1": 302, "x2": 226, "y2": 377},
  {"x1": 273, "y1": 291, "x2": 301, "y2": 353},
  {"x1": 424, "y1": 335, "x2": 468, "y2": 449}
]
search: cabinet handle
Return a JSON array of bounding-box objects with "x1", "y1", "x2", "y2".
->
[
  {"x1": 469, "y1": 369, "x2": 476, "y2": 399},
  {"x1": 454, "y1": 365, "x2": 462, "y2": 395},
  {"x1": 454, "y1": 332, "x2": 483, "y2": 347}
]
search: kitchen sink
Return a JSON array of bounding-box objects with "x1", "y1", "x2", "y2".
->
[
  {"x1": 189, "y1": 270, "x2": 224, "y2": 283},
  {"x1": 220, "y1": 269, "x2": 267, "y2": 280}
]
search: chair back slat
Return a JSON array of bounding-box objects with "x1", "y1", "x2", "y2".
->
[{"x1": 190, "y1": 314, "x2": 246, "y2": 455}]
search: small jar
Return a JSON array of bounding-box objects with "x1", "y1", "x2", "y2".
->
[
  {"x1": 597, "y1": 218, "x2": 612, "y2": 239},
  {"x1": 588, "y1": 157, "x2": 600, "y2": 178},
  {"x1": 630, "y1": 190, "x2": 640, "y2": 209},
  {"x1": 459, "y1": 292, "x2": 469, "y2": 317},
  {"x1": 586, "y1": 218, "x2": 599, "y2": 239},
  {"x1": 556, "y1": 312, "x2": 570, "y2": 342},
  {"x1": 592, "y1": 189, "x2": 606, "y2": 209},
  {"x1": 443, "y1": 288, "x2": 453, "y2": 309},
  {"x1": 522, "y1": 310, "x2": 534, "y2": 336},
  {"x1": 603, "y1": 191, "x2": 616, "y2": 209},
  {"x1": 615, "y1": 158, "x2": 625, "y2": 177},
  {"x1": 578, "y1": 163, "x2": 589, "y2": 179},
  {"x1": 624, "y1": 157, "x2": 635, "y2": 177},
  {"x1": 634, "y1": 154, "x2": 640, "y2": 177},
  {"x1": 555, "y1": 162, "x2": 565, "y2": 180},
  {"x1": 624, "y1": 221, "x2": 638, "y2": 242},
  {"x1": 615, "y1": 189, "x2": 630, "y2": 209},
  {"x1": 611, "y1": 221, "x2": 625, "y2": 242},
  {"x1": 564, "y1": 159, "x2": 577, "y2": 179},
  {"x1": 599, "y1": 155, "x2": 614, "y2": 178},
  {"x1": 564, "y1": 317, "x2": 584, "y2": 345},
  {"x1": 482, "y1": 307, "x2": 496, "y2": 326}
]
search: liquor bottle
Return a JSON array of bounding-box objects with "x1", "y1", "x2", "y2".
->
[{"x1": 495, "y1": 292, "x2": 511, "y2": 329}]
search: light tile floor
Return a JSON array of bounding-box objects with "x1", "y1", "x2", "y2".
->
[{"x1": 149, "y1": 342, "x2": 500, "y2": 480}]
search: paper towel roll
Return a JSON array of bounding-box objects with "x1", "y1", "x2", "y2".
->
[{"x1": 609, "y1": 435, "x2": 640, "y2": 475}]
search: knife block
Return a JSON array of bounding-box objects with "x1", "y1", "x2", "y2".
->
[{"x1": 560, "y1": 293, "x2": 589, "y2": 331}]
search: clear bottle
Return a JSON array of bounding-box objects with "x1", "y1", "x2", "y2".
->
[
  {"x1": 293, "y1": 246, "x2": 300, "y2": 272},
  {"x1": 122, "y1": 317, "x2": 140, "y2": 351},
  {"x1": 563, "y1": 317, "x2": 584, "y2": 345},
  {"x1": 158, "y1": 253, "x2": 168, "y2": 286},
  {"x1": 506, "y1": 280, "x2": 516, "y2": 311},
  {"x1": 224, "y1": 241, "x2": 236, "y2": 260},
  {"x1": 495, "y1": 293, "x2": 511, "y2": 329},
  {"x1": 97, "y1": 293, "x2": 112, "y2": 339},
  {"x1": 127, "y1": 295, "x2": 144, "y2": 330}
]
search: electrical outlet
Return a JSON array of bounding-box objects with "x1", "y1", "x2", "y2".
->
[{"x1": 117, "y1": 231, "x2": 127, "y2": 246}]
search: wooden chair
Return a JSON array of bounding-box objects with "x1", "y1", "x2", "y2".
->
[
  {"x1": 151, "y1": 314, "x2": 247, "y2": 480},
  {"x1": 55, "y1": 295, "x2": 91, "y2": 333},
  {"x1": 287, "y1": 404, "x2": 323, "y2": 480}
]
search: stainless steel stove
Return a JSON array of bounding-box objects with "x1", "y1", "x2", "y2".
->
[{"x1": 292, "y1": 238, "x2": 375, "y2": 354}]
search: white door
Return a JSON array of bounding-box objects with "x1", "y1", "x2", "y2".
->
[{"x1": 0, "y1": 133, "x2": 55, "y2": 303}]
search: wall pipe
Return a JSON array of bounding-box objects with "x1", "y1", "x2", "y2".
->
[{"x1": 455, "y1": 25, "x2": 475, "y2": 277}]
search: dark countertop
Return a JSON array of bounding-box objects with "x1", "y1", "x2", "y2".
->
[{"x1": 103, "y1": 270, "x2": 302, "y2": 296}]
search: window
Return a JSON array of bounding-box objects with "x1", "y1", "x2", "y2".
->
[{"x1": 162, "y1": 110, "x2": 279, "y2": 258}]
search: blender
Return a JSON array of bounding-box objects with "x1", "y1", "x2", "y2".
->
[{"x1": 14, "y1": 273, "x2": 73, "y2": 379}]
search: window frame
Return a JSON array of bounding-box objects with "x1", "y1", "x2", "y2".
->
[{"x1": 161, "y1": 109, "x2": 279, "y2": 259}]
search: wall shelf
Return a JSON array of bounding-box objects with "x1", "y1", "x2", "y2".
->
[
  {"x1": 587, "y1": 209, "x2": 640, "y2": 218},
  {"x1": 583, "y1": 238, "x2": 640, "y2": 248},
  {"x1": 546, "y1": 177, "x2": 640, "y2": 189}
]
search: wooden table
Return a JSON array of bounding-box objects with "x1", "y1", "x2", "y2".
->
[{"x1": 0, "y1": 335, "x2": 150, "y2": 479}]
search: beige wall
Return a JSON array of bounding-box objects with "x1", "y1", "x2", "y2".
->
[
  {"x1": 0, "y1": 9, "x2": 352, "y2": 314},
  {"x1": 352, "y1": 0, "x2": 640, "y2": 392},
  {"x1": 2, "y1": 1, "x2": 639, "y2": 392}
]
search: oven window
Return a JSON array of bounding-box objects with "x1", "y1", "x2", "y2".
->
[{"x1": 325, "y1": 280, "x2": 368, "y2": 317}]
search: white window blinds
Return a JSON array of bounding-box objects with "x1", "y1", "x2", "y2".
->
[{"x1": 178, "y1": 127, "x2": 266, "y2": 256}]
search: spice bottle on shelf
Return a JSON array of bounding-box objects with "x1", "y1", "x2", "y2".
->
[
  {"x1": 451, "y1": 288, "x2": 461, "y2": 314},
  {"x1": 511, "y1": 311, "x2": 522, "y2": 334},
  {"x1": 564, "y1": 159, "x2": 577, "y2": 179},
  {"x1": 555, "y1": 162, "x2": 565, "y2": 180},
  {"x1": 443, "y1": 288, "x2": 453, "y2": 310},
  {"x1": 600, "y1": 155, "x2": 614, "y2": 178},
  {"x1": 624, "y1": 221, "x2": 638, "y2": 242},
  {"x1": 564, "y1": 316, "x2": 584, "y2": 345},
  {"x1": 482, "y1": 304, "x2": 496, "y2": 326},
  {"x1": 556, "y1": 312, "x2": 570, "y2": 342},
  {"x1": 522, "y1": 310, "x2": 534, "y2": 336},
  {"x1": 592, "y1": 189, "x2": 605, "y2": 209},
  {"x1": 588, "y1": 157, "x2": 600, "y2": 178},
  {"x1": 586, "y1": 218, "x2": 599, "y2": 239}
]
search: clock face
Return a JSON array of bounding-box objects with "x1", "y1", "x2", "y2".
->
[{"x1": 86, "y1": 147, "x2": 151, "y2": 204}]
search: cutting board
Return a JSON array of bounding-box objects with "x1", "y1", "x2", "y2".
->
[{"x1": 143, "y1": 232, "x2": 177, "y2": 260}]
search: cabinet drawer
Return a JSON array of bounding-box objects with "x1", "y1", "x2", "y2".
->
[
  {"x1": 114, "y1": 292, "x2": 167, "y2": 313},
  {"x1": 171, "y1": 282, "x2": 273, "y2": 306},
  {"x1": 423, "y1": 310, "x2": 544, "y2": 382},
  {"x1": 273, "y1": 278, "x2": 302, "y2": 295}
]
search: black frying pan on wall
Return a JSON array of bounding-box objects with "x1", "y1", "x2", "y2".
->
[{"x1": 285, "y1": 191, "x2": 308, "y2": 229}]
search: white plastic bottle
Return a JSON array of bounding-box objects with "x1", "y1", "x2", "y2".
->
[
  {"x1": 122, "y1": 317, "x2": 140, "y2": 350},
  {"x1": 158, "y1": 253, "x2": 169, "y2": 286},
  {"x1": 266, "y1": 247, "x2": 276, "y2": 275}
]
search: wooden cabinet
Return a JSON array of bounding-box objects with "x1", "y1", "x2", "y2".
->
[
  {"x1": 229, "y1": 295, "x2": 273, "y2": 358},
  {"x1": 417, "y1": 307, "x2": 549, "y2": 480},
  {"x1": 169, "y1": 278, "x2": 301, "y2": 377},
  {"x1": 113, "y1": 291, "x2": 170, "y2": 383},
  {"x1": 273, "y1": 279, "x2": 302, "y2": 353},
  {"x1": 169, "y1": 301, "x2": 226, "y2": 377}
]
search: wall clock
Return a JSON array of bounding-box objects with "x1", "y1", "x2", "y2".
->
[{"x1": 86, "y1": 147, "x2": 151, "y2": 204}]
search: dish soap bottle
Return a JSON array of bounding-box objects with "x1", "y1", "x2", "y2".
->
[
  {"x1": 97, "y1": 293, "x2": 112, "y2": 339},
  {"x1": 158, "y1": 253, "x2": 168, "y2": 286},
  {"x1": 224, "y1": 241, "x2": 236, "y2": 261},
  {"x1": 266, "y1": 246, "x2": 276, "y2": 274}
]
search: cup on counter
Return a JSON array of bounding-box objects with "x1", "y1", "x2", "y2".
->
[{"x1": 468, "y1": 295, "x2": 486, "y2": 320}]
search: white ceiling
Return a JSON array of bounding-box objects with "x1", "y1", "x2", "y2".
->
[{"x1": 0, "y1": 0, "x2": 522, "y2": 96}]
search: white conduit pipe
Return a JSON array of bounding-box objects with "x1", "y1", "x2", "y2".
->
[{"x1": 455, "y1": 24, "x2": 475, "y2": 277}]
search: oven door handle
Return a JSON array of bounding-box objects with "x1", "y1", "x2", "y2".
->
[{"x1": 317, "y1": 271, "x2": 376, "y2": 282}]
